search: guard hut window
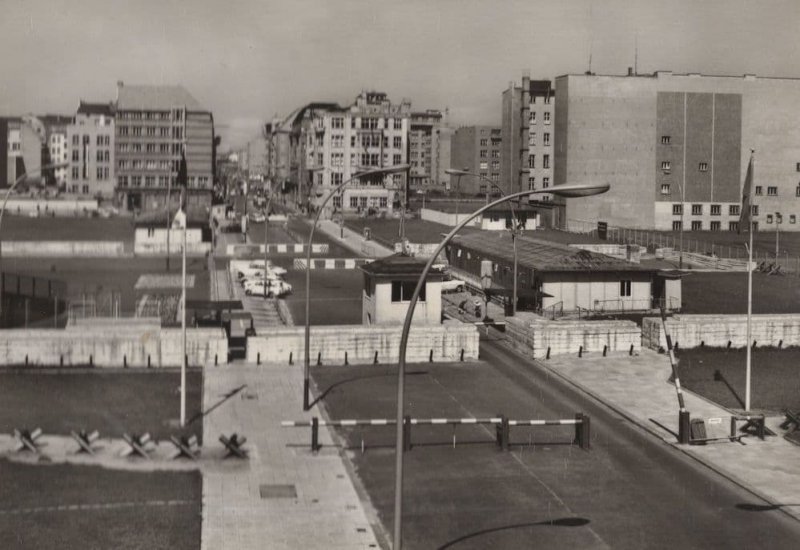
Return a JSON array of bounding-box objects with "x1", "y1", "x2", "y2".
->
[
  {"x1": 391, "y1": 281, "x2": 425, "y2": 303},
  {"x1": 620, "y1": 280, "x2": 632, "y2": 297}
]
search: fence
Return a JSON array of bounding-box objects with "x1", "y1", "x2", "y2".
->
[{"x1": 566, "y1": 219, "x2": 800, "y2": 275}]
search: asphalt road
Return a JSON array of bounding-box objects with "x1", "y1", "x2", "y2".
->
[
  {"x1": 312, "y1": 335, "x2": 800, "y2": 549},
  {"x1": 283, "y1": 269, "x2": 363, "y2": 325}
]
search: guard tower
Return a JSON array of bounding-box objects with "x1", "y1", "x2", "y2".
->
[{"x1": 360, "y1": 254, "x2": 443, "y2": 325}]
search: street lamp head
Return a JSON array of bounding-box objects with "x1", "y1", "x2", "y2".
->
[
  {"x1": 539, "y1": 182, "x2": 610, "y2": 198},
  {"x1": 445, "y1": 168, "x2": 472, "y2": 177},
  {"x1": 355, "y1": 164, "x2": 411, "y2": 177}
]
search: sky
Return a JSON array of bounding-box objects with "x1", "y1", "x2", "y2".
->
[{"x1": 2, "y1": 0, "x2": 800, "y2": 149}]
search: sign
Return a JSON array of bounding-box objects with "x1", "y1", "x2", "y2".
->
[
  {"x1": 597, "y1": 221, "x2": 608, "y2": 240},
  {"x1": 707, "y1": 417, "x2": 722, "y2": 425}
]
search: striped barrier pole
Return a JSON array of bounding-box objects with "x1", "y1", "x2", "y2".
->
[{"x1": 660, "y1": 307, "x2": 691, "y2": 444}]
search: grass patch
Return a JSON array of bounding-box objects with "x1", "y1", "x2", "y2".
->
[
  {"x1": 0, "y1": 369, "x2": 203, "y2": 442},
  {"x1": 0, "y1": 460, "x2": 201, "y2": 550},
  {"x1": 675, "y1": 347, "x2": 800, "y2": 413}
]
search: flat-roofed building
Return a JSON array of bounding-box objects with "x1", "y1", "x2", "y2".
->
[
  {"x1": 66, "y1": 102, "x2": 115, "y2": 198},
  {"x1": 556, "y1": 70, "x2": 800, "y2": 232},
  {"x1": 450, "y1": 126, "x2": 502, "y2": 196},
  {"x1": 114, "y1": 82, "x2": 215, "y2": 213}
]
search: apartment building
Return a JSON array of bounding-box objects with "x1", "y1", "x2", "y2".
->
[
  {"x1": 114, "y1": 82, "x2": 215, "y2": 213},
  {"x1": 290, "y1": 91, "x2": 411, "y2": 218},
  {"x1": 408, "y1": 110, "x2": 449, "y2": 191},
  {"x1": 65, "y1": 103, "x2": 115, "y2": 197},
  {"x1": 450, "y1": 126, "x2": 502, "y2": 196},
  {"x1": 555, "y1": 70, "x2": 800, "y2": 232},
  {"x1": 501, "y1": 74, "x2": 554, "y2": 201},
  {"x1": 1, "y1": 117, "x2": 44, "y2": 189}
]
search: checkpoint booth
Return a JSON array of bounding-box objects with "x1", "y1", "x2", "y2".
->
[{"x1": 185, "y1": 300, "x2": 251, "y2": 360}]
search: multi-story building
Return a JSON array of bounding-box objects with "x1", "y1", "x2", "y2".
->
[
  {"x1": 114, "y1": 82, "x2": 215, "y2": 213},
  {"x1": 408, "y1": 109, "x2": 449, "y2": 191},
  {"x1": 42, "y1": 116, "x2": 71, "y2": 188},
  {"x1": 556, "y1": 70, "x2": 800, "y2": 232},
  {"x1": 264, "y1": 117, "x2": 293, "y2": 195},
  {"x1": 502, "y1": 74, "x2": 554, "y2": 201},
  {"x1": 450, "y1": 126, "x2": 502, "y2": 195},
  {"x1": 1, "y1": 117, "x2": 44, "y2": 188},
  {"x1": 289, "y1": 91, "x2": 411, "y2": 218},
  {"x1": 65, "y1": 103, "x2": 115, "y2": 197}
]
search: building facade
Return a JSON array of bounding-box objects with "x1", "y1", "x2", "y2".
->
[
  {"x1": 556, "y1": 71, "x2": 800, "y2": 232},
  {"x1": 292, "y1": 91, "x2": 411, "y2": 218},
  {"x1": 502, "y1": 74, "x2": 554, "y2": 201},
  {"x1": 66, "y1": 103, "x2": 115, "y2": 198},
  {"x1": 408, "y1": 109, "x2": 449, "y2": 191},
  {"x1": 450, "y1": 126, "x2": 502, "y2": 195},
  {"x1": 1, "y1": 117, "x2": 45, "y2": 189},
  {"x1": 114, "y1": 82, "x2": 215, "y2": 213}
]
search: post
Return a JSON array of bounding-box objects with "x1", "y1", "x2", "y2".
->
[
  {"x1": 745, "y1": 225, "x2": 753, "y2": 411},
  {"x1": 264, "y1": 195, "x2": 271, "y2": 299},
  {"x1": 512, "y1": 231, "x2": 518, "y2": 315},
  {"x1": 180, "y1": 195, "x2": 187, "y2": 427},
  {"x1": 166, "y1": 178, "x2": 172, "y2": 271}
]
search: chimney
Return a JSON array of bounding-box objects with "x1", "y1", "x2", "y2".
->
[{"x1": 116, "y1": 80, "x2": 124, "y2": 102}]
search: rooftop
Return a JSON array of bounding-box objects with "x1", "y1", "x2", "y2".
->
[
  {"x1": 116, "y1": 84, "x2": 205, "y2": 111},
  {"x1": 77, "y1": 101, "x2": 115, "y2": 117},
  {"x1": 451, "y1": 231, "x2": 654, "y2": 273},
  {"x1": 360, "y1": 253, "x2": 444, "y2": 278}
]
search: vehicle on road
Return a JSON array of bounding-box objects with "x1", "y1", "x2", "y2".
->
[
  {"x1": 239, "y1": 272, "x2": 282, "y2": 287},
  {"x1": 247, "y1": 260, "x2": 287, "y2": 276},
  {"x1": 441, "y1": 279, "x2": 466, "y2": 293},
  {"x1": 243, "y1": 279, "x2": 292, "y2": 297},
  {"x1": 248, "y1": 211, "x2": 266, "y2": 223}
]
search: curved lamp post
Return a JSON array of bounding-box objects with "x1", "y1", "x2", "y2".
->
[
  {"x1": 303, "y1": 163, "x2": 411, "y2": 410},
  {"x1": 445, "y1": 168, "x2": 522, "y2": 314},
  {"x1": 391, "y1": 182, "x2": 610, "y2": 549}
]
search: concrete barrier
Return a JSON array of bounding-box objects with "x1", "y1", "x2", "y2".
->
[
  {"x1": 0, "y1": 323, "x2": 227, "y2": 367},
  {"x1": 1, "y1": 241, "x2": 127, "y2": 257},
  {"x1": 246, "y1": 322, "x2": 479, "y2": 365},
  {"x1": 226, "y1": 243, "x2": 329, "y2": 256},
  {"x1": 642, "y1": 314, "x2": 800, "y2": 351},
  {"x1": 134, "y1": 242, "x2": 211, "y2": 256},
  {"x1": 6, "y1": 199, "x2": 99, "y2": 215},
  {"x1": 292, "y1": 258, "x2": 374, "y2": 270},
  {"x1": 506, "y1": 312, "x2": 641, "y2": 359}
]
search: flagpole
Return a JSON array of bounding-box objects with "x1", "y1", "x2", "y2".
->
[
  {"x1": 180, "y1": 186, "x2": 187, "y2": 427},
  {"x1": 745, "y1": 213, "x2": 753, "y2": 411}
]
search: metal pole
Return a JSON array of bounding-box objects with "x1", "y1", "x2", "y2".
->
[
  {"x1": 745, "y1": 225, "x2": 753, "y2": 411},
  {"x1": 392, "y1": 183, "x2": 608, "y2": 548},
  {"x1": 512, "y1": 231, "x2": 518, "y2": 315},
  {"x1": 264, "y1": 195, "x2": 272, "y2": 299},
  {"x1": 166, "y1": 178, "x2": 172, "y2": 271},
  {"x1": 180, "y1": 191, "x2": 187, "y2": 427}
]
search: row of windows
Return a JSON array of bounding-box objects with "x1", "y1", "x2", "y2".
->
[
  {"x1": 662, "y1": 183, "x2": 792, "y2": 197},
  {"x1": 117, "y1": 126, "x2": 182, "y2": 138},
  {"x1": 117, "y1": 111, "x2": 181, "y2": 121},
  {"x1": 661, "y1": 161, "x2": 708, "y2": 172},
  {"x1": 528, "y1": 154, "x2": 551, "y2": 169},
  {"x1": 117, "y1": 142, "x2": 181, "y2": 154},
  {"x1": 333, "y1": 195, "x2": 389, "y2": 209},
  {"x1": 117, "y1": 175, "x2": 209, "y2": 187},
  {"x1": 529, "y1": 112, "x2": 551, "y2": 124},
  {"x1": 331, "y1": 117, "x2": 402, "y2": 130},
  {"x1": 70, "y1": 166, "x2": 110, "y2": 181},
  {"x1": 528, "y1": 132, "x2": 551, "y2": 146},
  {"x1": 478, "y1": 161, "x2": 501, "y2": 170},
  {"x1": 528, "y1": 177, "x2": 551, "y2": 189},
  {"x1": 672, "y1": 204, "x2": 742, "y2": 216},
  {"x1": 71, "y1": 134, "x2": 111, "y2": 146},
  {"x1": 117, "y1": 160, "x2": 173, "y2": 171}
]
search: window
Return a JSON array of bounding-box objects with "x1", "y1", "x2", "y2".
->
[
  {"x1": 661, "y1": 161, "x2": 671, "y2": 172},
  {"x1": 752, "y1": 205, "x2": 759, "y2": 216},
  {"x1": 82, "y1": 185, "x2": 89, "y2": 194},
  {"x1": 529, "y1": 132, "x2": 536, "y2": 145},
  {"x1": 160, "y1": 144, "x2": 169, "y2": 153},
  {"x1": 542, "y1": 177, "x2": 550, "y2": 188},
  {"x1": 479, "y1": 161, "x2": 488, "y2": 170},
  {"x1": 661, "y1": 135, "x2": 671, "y2": 145},
  {"x1": 331, "y1": 135, "x2": 344, "y2": 148},
  {"x1": 691, "y1": 221, "x2": 702, "y2": 230},
  {"x1": 160, "y1": 128, "x2": 170, "y2": 137},
  {"x1": 672, "y1": 204, "x2": 683, "y2": 215},
  {"x1": 479, "y1": 150, "x2": 487, "y2": 158},
  {"x1": 72, "y1": 167, "x2": 79, "y2": 179},
  {"x1": 729, "y1": 221, "x2": 739, "y2": 232},
  {"x1": 543, "y1": 112, "x2": 550, "y2": 124},
  {"x1": 755, "y1": 186, "x2": 763, "y2": 195},
  {"x1": 767, "y1": 214, "x2": 774, "y2": 224},
  {"x1": 710, "y1": 204, "x2": 721, "y2": 216},
  {"x1": 131, "y1": 176, "x2": 142, "y2": 187},
  {"x1": 391, "y1": 280, "x2": 425, "y2": 302},
  {"x1": 72, "y1": 135, "x2": 79, "y2": 145},
  {"x1": 331, "y1": 173, "x2": 343, "y2": 186},
  {"x1": 331, "y1": 153, "x2": 343, "y2": 167},
  {"x1": 350, "y1": 196, "x2": 358, "y2": 208},
  {"x1": 393, "y1": 154, "x2": 401, "y2": 165},
  {"x1": 72, "y1": 150, "x2": 79, "y2": 162},
  {"x1": 132, "y1": 143, "x2": 142, "y2": 152},
  {"x1": 96, "y1": 135, "x2": 102, "y2": 146},
  {"x1": 691, "y1": 204, "x2": 702, "y2": 215},
  {"x1": 96, "y1": 167, "x2": 103, "y2": 180},
  {"x1": 332, "y1": 195, "x2": 342, "y2": 209},
  {"x1": 491, "y1": 173, "x2": 500, "y2": 181},
  {"x1": 620, "y1": 280, "x2": 631, "y2": 297},
  {"x1": 729, "y1": 205, "x2": 740, "y2": 216},
  {"x1": 362, "y1": 118, "x2": 378, "y2": 129},
  {"x1": 491, "y1": 150, "x2": 500, "y2": 158},
  {"x1": 118, "y1": 126, "x2": 128, "y2": 136},
  {"x1": 543, "y1": 155, "x2": 550, "y2": 169},
  {"x1": 768, "y1": 186, "x2": 778, "y2": 196},
  {"x1": 145, "y1": 175, "x2": 155, "y2": 187},
  {"x1": 491, "y1": 161, "x2": 500, "y2": 170},
  {"x1": 379, "y1": 197, "x2": 388, "y2": 208},
  {"x1": 673, "y1": 220, "x2": 682, "y2": 231},
  {"x1": 796, "y1": 186, "x2": 800, "y2": 197},
  {"x1": 543, "y1": 133, "x2": 550, "y2": 146},
  {"x1": 710, "y1": 221, "x2": 721, "y2": 231},
  {"x1": 796, "y1": 162, "x2": 800, "y2": 172},
  {"x1": 528, "y1": 155, "x2": 535, "y2": 168},
  {"x1": 331, "y1": 117, "x2": 344, "y2": 129},
  {"x1": 480, "y1": 139, "x2": 488, "y2": 146},
  {"x1": 118, "y1": 175, "x2": 128, "y2": 187},
  {"x1": 528, "y1": 177, "x2": 536, "y2": 190},
  {"x1": 359, "y1": 197, "x2": 368, "y2": 208},
  {"x1": 530, "y1": 112, "x2": 536, "y2": 124},
  {"x1": 791, "y1": 215, "x2": 797, "y2": 224},
  {"x1": 393, "y1": 136, "x2": 402, "y2": 148},
  {"x1": 699, "y1": 162, "x2": 708, "y2": 172},
  {"x1": 131, "y1": 127, "x2": 141, "y2": 136},
  {"x1": 660, "y1": 184, "x2": 671, "y2": 195},
  {"x1": 393, "y1": 118, "x2": 402, "y2": 130}
]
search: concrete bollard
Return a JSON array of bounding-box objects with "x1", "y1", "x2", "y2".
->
[
  {"x1": 429, "y1": 349, "x2": 433, "y2": 363},
  {"x1": 123, "y1": 355, "x2": 127, "y2": 368},
  {"x1": 629, "y1": 344, "x2": 634, "y2": 356},
  {"x1": 495, "y1": 414, "x2": 509, "y2": 451},
  {"x1": 147, "y1": 355, "x2": 151, "y2": 368},
  {"x1": 257, "y1": 352, "x2": 261, "y2": 365},
  {"x1": 60, "y1": 355, "x2": 63, "y2": 367},
  {"x1": 89, "y1": 355, "x2": 93, "y2": 367},
  {"x1": 289, "y1": 351, "x2": 293, "y2": 365},
  {"x1": 575, "y1": 412, "x2": 591, "y2": 450},
  {"x1": 779, "y1": 340, "x2": 783, "y2": 349},
  {"x1": 25, "y1": 354, "x2": 28, "y2": 366},
  {"x1": 602, "y1": 345, "x2": 607, "y2": 357},
  {"x1": 460, "y1": 349, "x2": 464, "y2": 362},
  {"x1": 678, "y1": 411, "x2": 691, "y2": 444},
  {"x1": 317, "y1": 352, "x2": 321, "y2": 366},
  {"x1": 578, "y1": 346, "x2": 583, "y2": 358},
  {"x1": 403, "y1": 415, "x2": 412, "y2": 452},
  {"x1": 311, "y1": 417, "x2": 320, "y2": 452},
  {"x1": 344, "y1": 351, "x2": 349, "y2": 366},
  {"x1": 215, "y1": 354, "x2": 218, "y2": 366},
  {"x1": 546, "y1": 347, "x2": 551, "y2": 359},
  {"x1": 373, "y1": 351, "x2": 379, "y2": 364}
]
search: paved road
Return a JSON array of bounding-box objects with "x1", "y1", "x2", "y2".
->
[{"x1": 313, "y1": 335, "x2": 800, "y2": 549}]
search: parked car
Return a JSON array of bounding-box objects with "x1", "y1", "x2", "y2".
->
[
  {"x1": 248, "y1": 260, "x2": 287, "y2": 276},
  {"x1": 440, "y1": 279, "x2": 466, "y2": 293},
  {"x1": 248, "y1": 211, "x2": 266, "y2": 223},
  {"x1": 244, "y1": 279, "x2": 292, "y2": 297}
]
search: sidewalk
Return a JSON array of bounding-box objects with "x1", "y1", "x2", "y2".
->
[
  {"x1": 542, "y1": 348, "x2": 800, "y2": 520},
  {"x1": 316, "y1": 219, "x2": 394, "y2": 258},
  {"x1": 201, "y1": 364, "x2": 381, "y2": 550}
]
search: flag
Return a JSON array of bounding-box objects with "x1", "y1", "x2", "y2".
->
[{"x1": 738, "y1": 152, "x2": 754, "y2": 234}]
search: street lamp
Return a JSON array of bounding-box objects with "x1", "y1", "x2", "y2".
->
[
  {"x1": 0, "y1": 161, "x2": 69, "y2": 324},
  {"x1": 675, "y1": 180, "x2": 686, "y2": 269},
  {"x1": 446, "y1": 168, "x2": 521, "y2": 315},
  {"x1": 775, "y1": 212, "x2": 782, "y2": 262},
  {"x1": 390, "y1": 182, "x2": 609, "y2": 549},
  {"x1": 302, "y1": 163, "x2": 411, "y2": 410}
]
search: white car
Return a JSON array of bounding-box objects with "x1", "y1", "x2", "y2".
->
[
  {"x1": 248, "y1": 211, "x2": 266, "y2": 223},
  {"x1": 244, "y1": 279, "x2": 292, "y2": 297},
  {"x1": 248, "y1": 260, "x2": 287, "y2": 276},
  {"x1": 441, "y1": 279, "x2": 466, "y2": 293}
]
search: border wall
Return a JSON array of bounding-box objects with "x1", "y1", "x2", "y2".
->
[{"x1": 642, "y1": 314, "x2": 800, "y2": 350}]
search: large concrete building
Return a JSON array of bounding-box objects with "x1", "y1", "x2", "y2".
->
[
  {"x1": 1, "y1": 117, "x2": 44, "y2": 189},
  {"x1": 66, "y1": 102, "x2": 115, "y2": 198},
  {"x1": 556, "y1": 71, "x2": 800, "y2": 232},
  {"x1": 286, "y1": 91, "x2": 411, "y2": 218},
  {"x1": 450, "y1": 126, "x2": 502, "y2": 196},
  {"x1": 40, "y1": 115, "x2": 72, "y2": 188},
  {"x1": 408, "y1": 109, "x2": 450, "y2": 191},
  {"x1": 502, "y1": 74, "x2": 554, "y2": 201},
  {"x1": 114, "y1": 82, "x2": 215, "y2": 213}
]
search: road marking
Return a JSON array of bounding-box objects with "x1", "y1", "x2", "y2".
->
[{"x1": 0, "y1": 499, "x2": 195, "y2": 516}]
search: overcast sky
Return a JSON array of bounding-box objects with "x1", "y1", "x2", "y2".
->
[{"x1": 2, "y1": 0, "x2": 799, "y2": 149}]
